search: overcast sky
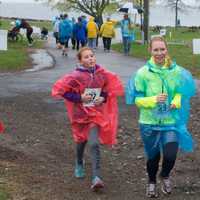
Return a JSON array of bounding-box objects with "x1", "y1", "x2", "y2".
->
[
  {"x1": 0, "y1": 0, "x2": 197, "y2": 4},
  {"x1": 0, "y1": 0, "x2": 40, "y2": 3}
]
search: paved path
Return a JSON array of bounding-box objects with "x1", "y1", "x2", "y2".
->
[
  {"x1": 1, "y1": 37, "x2": 199, "y2": 97},
  {"x1": 0, "y1": 37, "x2": 145, "y2": 98}
]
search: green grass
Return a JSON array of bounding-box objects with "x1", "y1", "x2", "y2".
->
[
  {"x1": 0, "y1": 18, "x2": 45, "y2": 71},
  {"x1": 0, "y1": 40, "x2": 44, "y2": 71},
  {"x1": 0, "y1": 187, "x2": 10, "y2": 200},
  {"x1": 112, "y1": 42, "x2": 200, "y2": 78},
  {"x1": 29, "y1": 20, "x2": 52, "y2": 31},
  {"x1": 132, "y1": 26, "x2": 200, "y2": 42},
  {"x1": 0, "y1": 19, "x2": 11, "y2": 30},
  {"x1": 0, "y1": 19, "x2": 52, "y2": 31}
]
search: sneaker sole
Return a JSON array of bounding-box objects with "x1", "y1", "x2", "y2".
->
[
  {"x1": 91, "y1": 182, "x2": 104, "y2": 191},
  {"x1": 161, "y1": 186, "x2": 171, "y2": 195},
  {"x1": 146, "y1": 192, "x2": 158, "y2": 198}
]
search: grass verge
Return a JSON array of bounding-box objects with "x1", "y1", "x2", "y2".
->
[
  {"x1": 112, "y1": 42, "x2": 200, "y2": 78},
  {"x1": 0, "y1": 40, "x2": 44, "y2": 71}
]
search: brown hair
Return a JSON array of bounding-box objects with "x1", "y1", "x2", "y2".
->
[{"x1": 77, "y1": 47, "x2": 94, "y2": 60}]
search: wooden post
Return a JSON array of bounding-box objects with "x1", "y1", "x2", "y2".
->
[{"x1": 143, "y1": 0, "x2": 149, "y2": 44}]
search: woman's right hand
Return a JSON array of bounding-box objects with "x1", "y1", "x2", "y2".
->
[
  {"x1": 156, "y1": 93, "x2": 167, "y2": 103},
  {"x1": 81, "y1": 93, "x2": 93, "y2": 103}
]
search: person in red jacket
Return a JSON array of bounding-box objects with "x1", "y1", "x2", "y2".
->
[{"x1": 52, "y1": 47, "x2": 123, "y2": 191}]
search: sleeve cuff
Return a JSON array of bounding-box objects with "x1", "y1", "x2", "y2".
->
[
  {"x1": 135, "y1": 96, "x2": 157, "y2": 108},
  {"x1": 171, "y1": 94, "x2": 181, "y2": 108}
]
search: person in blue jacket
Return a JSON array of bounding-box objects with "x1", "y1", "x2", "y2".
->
[
  {"x1": 120, "y1": 14, "x2": 134, "y2": 55},
  {"x1": 126, "y1": 36, "x2": 196, "y2": 198},
  {"x1": 59, "y1": 14, "x2": 72, "y2": 56},
  {"x1": 73, "y1": 17, "x2": 87, "y2": 50}
]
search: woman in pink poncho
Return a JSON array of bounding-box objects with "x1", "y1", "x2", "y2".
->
[{"x1": 52, "y1": 47, "x2": 123, "y2": 191}]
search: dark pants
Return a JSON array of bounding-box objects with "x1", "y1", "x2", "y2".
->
[
  {"x1": 102, "y1": 37, "x2": 112, "y2": 51},
  {"x1": 147, "y1": 142, "x2": 178, "y2": 183},
  {"x1": 76, "y1": 126, "x2": 100, "y2": 178},
  {"x1": 71, "y1": 37, "x2": 76, "y2": 49},
  {"x1": 60, "y1": 38, "x2": 69, "y2": 48},
  {"x1": 53, "y1": 32, "x2": 59, "y2": 44},
  {"x1": 122, "y1": 36, "x2": 131, "y2": 55},
  {"x1": 76, "y1": 39, "x2": 86, "y2": 50},
  {"x1": 27, "y1": 29, "x2": 33, "y2": 44}
]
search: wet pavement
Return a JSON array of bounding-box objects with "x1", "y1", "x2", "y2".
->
[{"x1": 0, "y1": 37, "x2": 145, "y2": 98}]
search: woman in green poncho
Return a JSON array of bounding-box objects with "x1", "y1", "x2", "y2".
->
[{"x1": 126, "y1": 36, "x2": 195, "y2": 198}]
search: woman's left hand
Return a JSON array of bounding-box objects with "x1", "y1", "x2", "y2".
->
[
  {"x1": 170, "y1": 104, "x2": 176, "y2": 109},
  {"x1": 94, "y1": 97, "x2": 105, "y2": 106}
]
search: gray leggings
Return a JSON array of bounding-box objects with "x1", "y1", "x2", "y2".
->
[{"x1": 76, "y1": 126, "x2": 100, "y2": 178}]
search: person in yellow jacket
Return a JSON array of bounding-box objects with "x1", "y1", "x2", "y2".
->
[
  {"x1": 99, "y1": 17, "x2": 115, "y2": 52},
  {"x1": 86, "y1": 17, "x2": 99, "y2": 49}
]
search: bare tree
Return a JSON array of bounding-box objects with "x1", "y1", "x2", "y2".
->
[
  {"x1": 44, "y1": 0, "x2": 112, "y2": 26},
  {"x1": 166, "y1": 0, "x2": 189, "y2": 27}
]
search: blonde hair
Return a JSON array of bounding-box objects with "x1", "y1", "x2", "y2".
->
[
  {"x1": 77, "y1": 47, "x2": 94, "y2": 61},
  {"x1": 149, "y1": 36, "x2": 168, "y2": 50}
]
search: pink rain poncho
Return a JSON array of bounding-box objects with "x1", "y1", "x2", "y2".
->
[{"x1": 52, "y1": 65, "x2": 124, "y2": 145}]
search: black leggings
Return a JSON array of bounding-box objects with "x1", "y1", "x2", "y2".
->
[
  {"x1": 147, "y1": 142, "x2": 178, "y2": 183},
  {"x1": 102, "y1": 37, "x2": 112, "y2": 50},
  {"x1": 76, "y1": 39, "x2": 86, "y2": 50}
]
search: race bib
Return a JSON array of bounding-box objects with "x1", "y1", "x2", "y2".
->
[{"x1": 83, "y1": 88, "x2": 101, "y2": 107}]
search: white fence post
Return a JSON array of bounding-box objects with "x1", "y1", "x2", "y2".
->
[
  {"x1": 193, "y1": 39, "x2": 200, "y2": 54},
  {"x1": 0, "y1": 30, "x2": 8, "y2": 51}
]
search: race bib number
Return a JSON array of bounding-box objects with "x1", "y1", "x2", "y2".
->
[{"x1": 83, "y1": 88, "x2": 101, "y2": 107}]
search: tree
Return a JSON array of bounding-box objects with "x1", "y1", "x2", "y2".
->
[
  {"x1": 143, "y1": 0, "x2": 149, "y2": 44},
  {"x1": 45, "y1": 0, "x2": 113, "y2": 26},
  {"x1": 162, "y1": 0, "x2": 200, "y2": 27},
  {"x1": 166, "y1": 0, "x2": 188, "y2": 27},
  {"x1": 41, "y1": 0, "x2": 153, "y2": 43}
]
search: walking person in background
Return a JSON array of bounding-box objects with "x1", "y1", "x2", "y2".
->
[
  {"x1": 99, "y1": 17, "x2": 115, "y2": 52},
  {"x1": 126, "y1": 36, "x2": 196, "y2": 198},
  {"x1": 120, "y1": 14, "x2": 134, "y2": 56},
  {"x1": 81, "y1": 15, "x2": 88, "y2": 44},
  {"x1": 94, "y1": 17, "x2": 101, "y2": 48},
  {"x1": 53, "y1": 16, "x2": 61, "y2": 49},
  {"x1": 52, "y1": 47, "x2": 123, "y2": 191},
  {"x1": 41, "y1": 27, "x2": 48, "y2": 40},
  {"x1": 73, "y1": 17, "x2": 87, "y2": 50},
  {"x1": 71, "y1": 17, "x2": 76, "y2": 50},
  {"x1": 86, "y1": 17, "x2": 99, "y2": 49},
  {"x1": 59, "y1": 14, "x2": 72, "y2": 56},
  {"x1": 15, "y1": 19, "x2": 34, "y2": 46}
]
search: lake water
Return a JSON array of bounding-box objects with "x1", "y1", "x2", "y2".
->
[{"x1": 0, "y1": 3, "x2": 200, "y2": 26}]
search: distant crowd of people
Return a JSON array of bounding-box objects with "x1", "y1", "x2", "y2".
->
[
  {"x1": 8, "y1": 13, "x2": 135, "y2": 54},
  {"x1": 52, "y1": 13, "x2": 135, "y2": 56}
]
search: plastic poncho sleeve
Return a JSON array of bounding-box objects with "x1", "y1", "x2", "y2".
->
[
  {"x1": 135, "y1": 96, "x2": 157, "y2": 108},
  {"x1": 52, "y1": 74, "x2": 81, "y2": 99},
  {"x1": 171, "y1": 93, "x2": 181, "y2": 108},
  {"x1": 174, "y1": 67, "x2": 196, "y2": 152},
  {"x1": 175, "y1": 67, "x2": 196, "y2": 125},
  {"x1": 125, "y1": 72, "x2": 145, "y2": 105}
]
